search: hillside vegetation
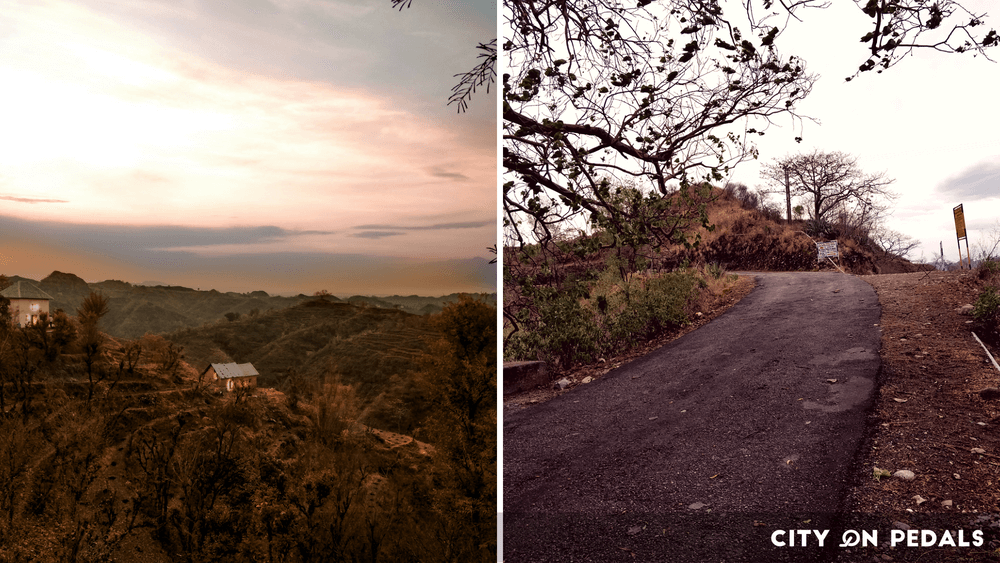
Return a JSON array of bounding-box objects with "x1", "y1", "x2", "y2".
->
[
  {"x1": 504, "y1": 185, "x2": 929, "y2": 372},
  {"x1": 0, "y1": 281, "x2": 496, "y2": 562}
]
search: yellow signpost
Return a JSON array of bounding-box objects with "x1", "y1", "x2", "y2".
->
[
  {"x1": 954, "y1": 204, "x2": 971, "y2": 269},
  {"x1": 954, "y1": 205, "x2": 966, "y2": 238}
]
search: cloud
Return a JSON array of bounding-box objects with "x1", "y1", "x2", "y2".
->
[
  {"x1": 0, "y1": 194, "x2": 69, "y2": 204},
  {"x1": 352, "y1": 231, "x2": 405, "y2": 239},
  {"x1": 353, "y1": 220, "x2": 492, "y2": 231},
  {"x1": 0, "y1": 214, "x2": 338, "y2": 255},
  {"x1": 0, "y1": 213, "x2": 496, "y2": 295},
  {"x1": 427, "y1": 166, "x2": 470, "y2": 181},
  {"x1": 935, "y1": 161, "x2": 1000, "y2": 201}
]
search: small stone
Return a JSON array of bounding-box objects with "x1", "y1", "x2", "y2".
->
[
  {"x1": 553, "y1": 378, "x2": 571, "y2": 390},
  {"x1": 827, "y1": 379, "x2": 838, "y2": 384},
  {"x1": 978, "y1": 422, "x2": 988, "y2": 426},
  {"x1": 913, "y1": 495, "x2": 927, "y2": 505},
  {"x1": 972, "y1": 448, "x2": 986, "y2": 454},
  {"x1": 893, "y1": 398, "x2": 907, "y2": 403},
  {"x1": 688, "y1": 502, "x2": 705, "y2": 510},
  {"x1": 892, "y1": 521, "x2": 911, "y2": 530},
  {"x1": 958, "y1": 304, "x2": 974, "y2": 314},
  {"x1": 648, "y1": 416, "x2": 658, "y2": 421},
  {"x1": 954, "y1": 473, "x2": 961, "y2": 480},
  {"x1": 894, "y1": 469, "x2": 916, "y2": 481},
  {"x1": 942, "y1": 500, "x2": 953, "y2": 508},
  {"x1": 581, "y1": 376, "x2": 593, "y2": 384}
]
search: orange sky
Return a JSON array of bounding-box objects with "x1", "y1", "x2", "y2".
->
[{"x1": 0, "y1": 0, "x2": 496, "y2": 295}]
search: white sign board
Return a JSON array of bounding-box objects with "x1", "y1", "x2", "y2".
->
[{"x1": 817, "y1": 241, "x2": 839, "y2": 258}]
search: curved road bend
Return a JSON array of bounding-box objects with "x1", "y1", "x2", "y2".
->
[{"x1": 503, "y1": 272, "x2": 881, "y2": 562}]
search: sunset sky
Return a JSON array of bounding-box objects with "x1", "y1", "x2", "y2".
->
[{"x1": 0, "y1": 0, "x2": 496, "y2": 296}]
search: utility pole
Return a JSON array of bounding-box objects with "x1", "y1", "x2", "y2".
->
[{"x1": 784, "y1": 164, "x2": 792, "y2": 222}]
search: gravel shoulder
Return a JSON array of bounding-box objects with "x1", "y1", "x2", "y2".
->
[{"x1": 836, "y1": 270, "x2": 1000, "y2": 562}]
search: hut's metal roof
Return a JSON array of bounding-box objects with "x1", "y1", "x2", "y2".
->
[
  {"x1": 207, "y1": 362, "x2": 258, "y2": 379},
  {"x1": 0, "y1": 281, "x2": 53, "y2": 300}
]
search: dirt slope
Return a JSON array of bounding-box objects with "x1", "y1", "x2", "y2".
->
[{"x1": 837, "y1": 271, "x2": 1000, "y2": 562}]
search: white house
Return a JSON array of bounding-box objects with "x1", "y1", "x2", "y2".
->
[{"x1": 1, "y1": 282, "x2": 53, "y2": 327}]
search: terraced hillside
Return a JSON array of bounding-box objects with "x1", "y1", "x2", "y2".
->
[{"x1": 163, "y1": 298, "x2": 442, "y2": 432}]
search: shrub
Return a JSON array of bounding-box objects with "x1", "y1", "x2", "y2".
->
[
  {"x1": 505, "y1": 289, "x2": 601, "y2": 370},
  {"x1": 707, "y1": 262, "x2": 724, "y2": 280},
  {"x1": 978, "y1": 259, "x2": 1000, "y2": 283},
  {"x1": 605, "y1": 271, "x2": 696, "y2": 346},
  {"x1": 973, "y1": 286, "x2": 1000, "y2": 347},
  {"x1": 973, "y1": 286, "x2": 1000, "y2": 322}
]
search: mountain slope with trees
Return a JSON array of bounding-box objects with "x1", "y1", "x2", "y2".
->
[{"x1": 0, "y1": 278, "x2": 496, "y2": 562}]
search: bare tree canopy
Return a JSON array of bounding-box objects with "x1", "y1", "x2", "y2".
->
[
  {"x1": 761, "y1": 150, "x2": 895, "y2": 227},
  {"x1": 504, "y1": 0, "x2": 816, "y2": 248},
  {"x1": 870, "y1": 225, "x2": 920, "y2": 259},
  {"x1": 848, "y1": 0, "x2": 998, "y2": 79},
  {"x1": 503, "y1": 0, "x2": 996, "y2": 250}
]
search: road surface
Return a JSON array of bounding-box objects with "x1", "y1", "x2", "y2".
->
[{"x1": 503, "y1": 272, "x2": 881, "y2": 562}]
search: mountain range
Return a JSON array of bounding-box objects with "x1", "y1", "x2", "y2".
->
[{"x1": 5, "y1": 270, "x2": 495, "y2": 339}]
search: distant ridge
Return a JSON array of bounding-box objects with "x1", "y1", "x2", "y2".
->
[{"x1": 3, "y1": 271, "x2": 496, "y2": 338}]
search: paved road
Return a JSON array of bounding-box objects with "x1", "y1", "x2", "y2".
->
[{"x1": 503, "y1": 272, "x2": 881, "y2": 562}]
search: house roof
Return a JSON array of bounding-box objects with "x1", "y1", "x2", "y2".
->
[
  {"x1": 0, "y1": 281, "x2": 53, "y2": 301},
  {"x1": 204, "y1": 362, "x2": 258, "y2": 379}
]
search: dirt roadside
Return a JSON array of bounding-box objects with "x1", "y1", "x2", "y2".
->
[{"x1": 836, "y1": 270, "x2": 1000, "y2": 561}]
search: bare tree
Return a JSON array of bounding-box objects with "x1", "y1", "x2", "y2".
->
[
  {"x1": 504, "y1": 0, "x2": 816, "y2": 251},
  {"x1": 76, "y1": 292, "x2": 110, "y2": 404},
  {"x1": 973, "y1": 221, "x2": 1000, "y2": 263},
  {"x1": 761, "y1": 151, "x2": 896, "y2": 232},
  {"x1": 871, "y1": 225, "x2": 920, "y2": 259}
]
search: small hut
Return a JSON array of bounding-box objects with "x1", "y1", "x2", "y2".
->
[{"x1": 202, "y1": 362, "x2": 259, "y2": 392}]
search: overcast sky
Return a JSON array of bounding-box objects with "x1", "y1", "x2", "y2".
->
[
  {"x1": 0, "y1": 0, "x2": 496, "y2": 296},
  {"x1": 725, "y1": 0, "x2": 1000, "y2": 265}
]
